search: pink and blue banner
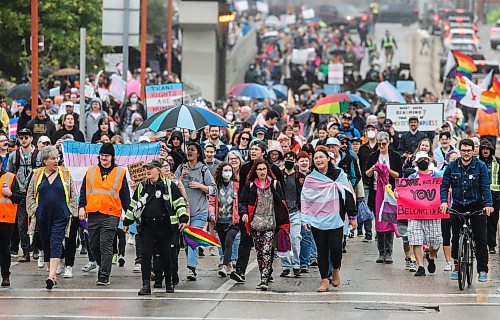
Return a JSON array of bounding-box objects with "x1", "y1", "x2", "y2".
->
[
  {"x1": 62, "y1": 141, "x2": 160, "y2": 192},
  {"x1": 9, "y1": 118, "x2": 18, "y2": 138}
]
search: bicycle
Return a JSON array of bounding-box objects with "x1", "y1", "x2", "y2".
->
[{"x1": 448, "y1": 208, "x2": 485, "y2": 290}]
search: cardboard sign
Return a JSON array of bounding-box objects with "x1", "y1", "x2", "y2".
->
[
  {"x1": 109, "y1": 74, "x2": 127, "y2": 102},
  {"x1": 280, "y1": 14, "x2": 296, "y2": 26},
  {"x1": 386, "y1": 103, "x2": 444, "y2": 132},
  {"x1": 302, "y1": 7, "x2": 315, "y2": 20},
  {"x1": 128, "y1": 161, "x2": 147, "y2": 182},
  {"x1": 328, "y1": 63, "x2": 344, "y2": 85},
  {"x1": 396, "y1": 177, "x2": 449, "y2": 220},
  {"x1": 84, "y1": 85, "x2": 95, "y2": 99}
]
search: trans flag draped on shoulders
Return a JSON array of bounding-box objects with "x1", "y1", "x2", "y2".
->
[{"x1": 301, "y1": 169, "x2": 355, "y2": 231}]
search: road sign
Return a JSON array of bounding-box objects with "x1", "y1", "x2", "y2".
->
[{"x1": 102, "y1": 0, "x2": 140, "y2": 46}]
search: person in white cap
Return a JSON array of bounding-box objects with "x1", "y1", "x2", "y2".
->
[
  {"x1": 398, "y1": 151, "x2": 443, "y2": 277},
  {"x1": 37, "y1": 136, "x2": 51, "y2": 151}
]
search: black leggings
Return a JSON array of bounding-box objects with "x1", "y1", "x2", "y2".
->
[
  {"x1": 140, "y1": 221, "x2": 172, "y2": 284},
  {"x1": 0, "y1": 223, "x2": 14, "y2": 278},
  {"x1": 61, "y1": 216, "x2": 79, "y2": 267},
  {"x1": 441, "y1": 218, "x2": 452, "y2": 246},
  {"x1": 312, "y1": 226, "x2": 344, "y2": 279},
  {"x1": 113, "y1": 228, "x2": 126, "y2": 256},
  {"x1": 215, "y1": 223, "x2": 239, "y2": 266}
]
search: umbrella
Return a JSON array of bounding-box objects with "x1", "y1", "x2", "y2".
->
[
  {"x1": 135, "y1": 104, "x2": 228, "y2": 132},
  {"x1": 52, "y1": 68, "x2": 80, "y2": 77},
  {"x1": 304, "y1": 17, "x2": 327, "y2": 28},
  {"x1": 346, "y1": 93, "x2": 370, "y2": 108},
  {"x1": 271, "y1": 84, "x2": 288, "y2": 100},
  {"x1": 311, "y1": 95, "x2": 349, "y2": 114},
  {"x1": 228, "y1": 83, "x2": 277, "y2": 100},
  {"x1": 358, "y1": 82, "x2": 378, "y2": 94},
  {"x1": 265, "y1": 15, "x2": 281, "y2": 29},
  {"x1": 6, "y1": 83, "x2": 46, "y2": 100}
]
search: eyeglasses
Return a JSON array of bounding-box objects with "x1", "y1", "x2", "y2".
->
[
  {"x1": 377, "y1": 142, "x2": 388, "y2": 146},
  {"x1": 41, "y1": 142, "x2": 50, "y2": 146},
  {"x1": 229, "y1": 157, "x2": 239, "y2": 161},
  {"x1": 19, "y1": 136, "x2": 30, "y2": 140},
  {"x1": 460, "y1": 149, "x2": 473, "y2": 153}
]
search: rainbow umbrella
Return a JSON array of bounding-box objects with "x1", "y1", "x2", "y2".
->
[
  {"x1": 183, "y1": 225, "x2": 221, "y2": 250},
  {"x1": 311, "y1": 95, "x2": 350, "y2": 114},
  {"x1": 228, "y1": 83, "x2": 277, "y2": 100}
]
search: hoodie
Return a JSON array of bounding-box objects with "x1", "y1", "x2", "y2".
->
[{"x1": 479, "y1": 139, "x2": 500, "y2": 197}]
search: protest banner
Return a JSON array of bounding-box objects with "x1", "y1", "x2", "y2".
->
[
  {"x1": 302, "y1": 7, "x2": 315, "y2": 20},
  {"x1": 396, "y1": 80, "x2": 415, "y2": 94},
  {"x1": 8, "y1": 118, "x2": 18, "y2": 139},
  {"x1": 49, "y1": 87, "x2": 60, "y2": 97},
  {"x1": 128, "y1": 161, "x2": 146, "y2": 182},
  {"x1": 109, "y1": 74, "x2": 127, "y2": 102},
  {"x1": 386, "y1": 103, "x2": 444, "y2": 132},
  {"x1": 234, "y1": 0, "x2": 249, "y2": 11},
  {"x1": 395, "y1": 177, "x2": 449, "y2": 220},
  {"x1": 62, "y1": 141, "x2": 160, "y2": 192},
  {"x1": 145, "y1": 83, "x2": 184, "y2": 117},
  {"x1": 328, "y1": 64, "x2": 344, "y2": 85},
  {"x1": 256, "y1": 1, "x2": 269, "y2": 14}
]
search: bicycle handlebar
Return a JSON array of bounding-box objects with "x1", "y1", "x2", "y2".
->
[{"x1": 447, "y1": 208, "x2": 485, "y2": 216}]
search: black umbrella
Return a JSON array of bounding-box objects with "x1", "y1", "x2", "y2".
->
[{"x1": 6, "y1": 83, "x2": 46, "y2": 100}]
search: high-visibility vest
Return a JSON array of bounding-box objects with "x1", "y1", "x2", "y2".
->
[
  {"x1": 370, "y1": 2, "x2": 379, "y2": 14},
  {"x1": 0, "y1": 172, "x2": 17, "y2": 223},
  {"x1": 477, "y1": 109, "x2": 499, "y2": 137},
  {"x1": 367, "y1": 39, "x2": 376, "y2": 52},
  {"x1": 33, "y1": 167, "x2": 71, "y2": 206},
  {"x1": 491, "y1": 160, "x2": 500, "y2": 192},
  {"x1": 85, "y1": 165, "x2": 126, "y2": 217},
  {"x1": 383, "y1": 36, "x2": 395, "y2": 48}
]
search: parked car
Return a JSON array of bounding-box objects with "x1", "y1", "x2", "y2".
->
[
  {"x1": 490, "y1": 20, "x2": 500, "y2": 49},
  {"x1": 377, "y1": 0, "x2": 418, "y2": 26},
  {"x1": 316, "y1": 4, "x2": 368, "y2": 30}
]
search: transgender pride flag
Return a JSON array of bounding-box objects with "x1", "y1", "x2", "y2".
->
[
  {"x1": 9, "y1": 118, "x2": 18, "y2": 138},
  {"x1": 62, "y1": 141, "x2": 160, "y2": 192},
  {"x1": 375, "y1": 81, "x2": 406, "y2": 103}
]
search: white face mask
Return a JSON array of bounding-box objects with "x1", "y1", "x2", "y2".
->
[
  {"x1": 222, "y1": 171, "x2": 232, "y2": 181},
  {"x1": 367, "y1": 130, "x2": 376, "y2": 139},
  {"x1": 225, "y1": 114, "x2": 234, "y2": 121}
]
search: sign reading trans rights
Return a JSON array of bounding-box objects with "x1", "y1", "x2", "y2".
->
[
  {"x1": 145, "y1": 83, "x2": 184, "y2": 117},
  {"x1": 386, "y1": 103, "x2": 443, "y2": 132}
]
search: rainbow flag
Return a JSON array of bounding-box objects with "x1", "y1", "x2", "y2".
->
[
  {"x1": 183, "y1": 225, "x2": 220, "y2": 250},
  {"x1": 479, "y1": 91, "x2": 499, "y2": 112},
  {"x1": 450, "y1": 75, "x2": 467, "y2": 101},
  {"x1": 453, "y1": 51, "x2": 477, "y2": 75}
]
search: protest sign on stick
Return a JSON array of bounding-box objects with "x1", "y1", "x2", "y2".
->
[{"x1": 396, "y1": 177, "x2": 449, "y2": 220}]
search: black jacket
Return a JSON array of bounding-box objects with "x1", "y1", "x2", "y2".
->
[
  {"x1": 239, "y1": 160, "x2": 285, "y2": 196},
  {"x1": 282, "y1": 170, "x2": 306, "y2": 211},
  {"x1": 26, "y1": 117, "x2": 56, "y2": 144},
  {"x1": 53, "y1": 127, "x2": 85, "y2": 143},
  {"x1": 364, "y1": 150, "x2": 402, "y2": 210},
  {"x1": 398, "y1": 130, "x2": 427, "y2": 154}
]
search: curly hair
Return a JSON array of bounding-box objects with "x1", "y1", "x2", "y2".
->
[
  {"x1": 214, "y1": 162, "x2": 234, "y2": 189},
  {"x1": 246, "y1": 159, "x2": 276, "y2": 183}
]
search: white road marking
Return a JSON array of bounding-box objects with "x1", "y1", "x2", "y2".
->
[
  {"x1": 0, "y1": 316, "x2": 274, "y2": 320},
  {"x1": 214, "y1": 260, "x2": 258, "y2": 294}
]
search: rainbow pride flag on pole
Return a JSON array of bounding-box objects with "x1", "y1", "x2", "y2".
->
[
  {"x1": 183, "y1": 225, "x2": 220, "y2": 250},
  {"x1": 453, "y1": 51, "x2": 477, "y2": 76}
]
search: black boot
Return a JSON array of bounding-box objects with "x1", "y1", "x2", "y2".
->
[
  {"x1": 18, "y1": 253, "x2": 30, "y2": 263},
  {"x1": 376, "y1": 232, "x2": 386, "y2": 263},
  {"x1": 154, "y1": 275, "x2": 163, "y2": 288},
  {"x1": 384, "y1": 232, "x2": 394, "y2": 264},
  {"x1": 138, "y1": 281, "x2": 151, "y2": 296},
  {"x1": 165, "y1": 282, "x2": 174, "y2": 293}
]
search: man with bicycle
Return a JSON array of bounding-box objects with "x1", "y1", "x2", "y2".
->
[{"x1": 440, "y1": 139, "x2": 494, "y2": 282}]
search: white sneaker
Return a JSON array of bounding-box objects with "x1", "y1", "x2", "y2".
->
[
  {"x1": 209, "y1": 246, "x2": 217, "y2": 256},
  {"x1": 133, "y1": 264, "x2": 141, "y2": 273},
  {"x1": 56, "y1": 264, "x2": 65, "y2": 275},
  {"x1": 63, "y1": 266, "x2": 73, "y2": 278},
  {"x1": 444, "y1": 261, "x2": 453, "y2": 271},
  {"x1": 408, "y1": 260, "x2": 417, "y2": 272},
  {"x1": 37, "y1": 254, "x2": 44, "y2": 269},
  {"x1": 81, "y1": 261, "x2": 97, "y2": 272},
  {"x1": 218, "y1": 265, "x2": 228, "y2": 277},
  {"x1": 127, "y1": 235, "x2": 136, "y2": 246}
]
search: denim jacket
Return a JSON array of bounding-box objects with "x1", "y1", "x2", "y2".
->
[{"x1": 440, "y1": 157, "x2": 493, "y2": 207}]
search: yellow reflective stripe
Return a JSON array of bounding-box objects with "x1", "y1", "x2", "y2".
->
[
  {"x1": 86, "y1": 167, "x2": 123, "y2": 197},
  {"x1": 0, "y1": 198, "x2": 13, "y2": 204},
  {"x1": 34, "y1": 169, "x2": 44, "y2": 204},
  {"x1": 86, "y1": 166, "x2": 97, "y2": 196},
  {"x1": 492, "y1": 161, "x2": 500, "y2": 192},
  {"x1": 59, "y1": 168, "x2": 70, "y2": 204}
]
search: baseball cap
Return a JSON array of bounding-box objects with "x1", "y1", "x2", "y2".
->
[
  {"x1": 254, "y1": 127, "x2": 267, "y2": 135},
  {"x1": 383, "y1": 119, "x2": 393, "y2": 125},
  {"x1": 414, "y1": 151, "x2": 430, "y2": 163},
  {"x1": 365, "y1": 123, "x2": 376, "y2": 130},
  {"x1": 144, "y1": 159, "x2": 162, "y2": 169},
  {"x1": 409, "y1": 116, "x2": 419, "y2": 121},
  {"x1": 326, "y1": 137, "x2": 340, "y2": 146},
  {"x1": 18, "y1": 128, "x2": 32, "y2": 136},
  {"x1": 377, "y1": 111, "x2": 386, "y2": 118},
  {"x1": 336, "y1": 133, "x2": 349, "y2": 142},
  {"x1": 138, "y1": 135, "x2": 151, "y2": 143},
  {"x1": 341, "y1": 113, "x2": 352, "y2": 120},
  {"x1": 38, "y1": 136, "x2": 51, "y2": 144},
  {"x1": 352, "y1": 137, "x2": 362, "y2": 143}
]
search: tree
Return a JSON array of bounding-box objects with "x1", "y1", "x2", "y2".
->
[{"x1": 0, "y1": 0, "x2": 103, "y2": 82}]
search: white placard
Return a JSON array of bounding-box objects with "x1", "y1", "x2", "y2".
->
[
  {"x1": 386, "y1": 103, "x2": 444, "y2": 132},
  {"x1": 291, "y1": 48, "x2": 316, "y2": 65},
  {"x1": 280, "y1": 14, "x2": 296, "y2": 26},
  {"x1": 109, "y1": 74, "x2": 127, "y2": 102},
  {"x1": 234, "y1": 0, "x2": 249, "y2": 11},
  {"x1": 103, "y1": 53, "x2": 123, "y2": 73},
  {"x1": 256, "y1": 1, "x2": 269, "y2": 14},
  {"x1": 84, "y1": 85, "x2": 95, "y2": 99},
  {"x1": 302, "y1": 8, "x2": 315, "y2": 20},
  {"x1": 49, "y1": 87, "x2": 60, "y2": 97},
  {"x1": 328, "y1": 64, "x2": 344, "y2": 85}
]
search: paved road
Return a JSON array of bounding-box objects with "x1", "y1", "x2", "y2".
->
[{"x1": 1, "y1": 233, "x2": 499, "y2": 319}]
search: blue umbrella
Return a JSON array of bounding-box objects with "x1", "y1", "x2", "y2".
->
[
  {"x1": 346, "y1": 93, "x2": 370, "y2": 108},
  {"x1": 228, "y1": 83, "x2": 277, "y2": 100},
  {"x1": 135, "y1": 104, "x2": 228, "y2": 132}
]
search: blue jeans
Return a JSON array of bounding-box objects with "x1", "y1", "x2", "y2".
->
[
  {"x1": 231, "y1": 232, "x2": 240, "y2": 262},
  {"x1": 299, "y1": 224, "x2": 317, "y2": 269},
  {"x1": 281, "y1": 210, "x2": 302, "y2": 270},
  {"x1": 187, "y1": 213, "x2": 208, "y2": 269}
]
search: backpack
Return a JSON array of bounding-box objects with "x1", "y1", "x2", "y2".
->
[{"x1": 14, "y1": 148, "x2": 40, "y2": 172}]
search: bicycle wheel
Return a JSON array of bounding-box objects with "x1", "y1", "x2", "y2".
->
[
  {"x1": 467, "y1": 236, "x2": 474, "y2": 286},
  {"x1": 458, "y1": 232, "x2": 468, "y2": 290}
]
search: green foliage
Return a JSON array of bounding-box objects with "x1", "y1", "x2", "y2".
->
[
  {"x1": 0, "y1": 0, "x2": 104, "y2": 81},
  {"x1": 148, "y1": 0, "x2": 168, "y2": 36}
]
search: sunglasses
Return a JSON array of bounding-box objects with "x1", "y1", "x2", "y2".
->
[
  {"x1": 377, "y1": 142, "x2": 388, "y2": 146},
  {"x1": 240, "y1": 137, "x2": 250, "y2": 141},
  {"x1": 19, "y1": 136, "x2": 31, "y2": 140}
]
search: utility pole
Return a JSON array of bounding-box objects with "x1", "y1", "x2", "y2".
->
[
  {"x1": 79, "y1": 28, "x2": 86, "y2": 134},
  {"x1": 167, "y1": 0, "x2": 173, "y2": 74},
  {"x1": 140, "y1": 0, "x2": 147, "y2": 98},
  {"x1": 30, "y1": 0, "x2": 38, "y2": 118},
  {"x1": 123, "y1": 0, "x2": 130, "y2": 82}
]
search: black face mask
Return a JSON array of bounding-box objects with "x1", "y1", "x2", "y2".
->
[
  {"x1": 284, "y1": 161, "x2": 295, "y2": 170},
  {"x1": 416, "y1": 161, "x2": 429, "y2": 171}
]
